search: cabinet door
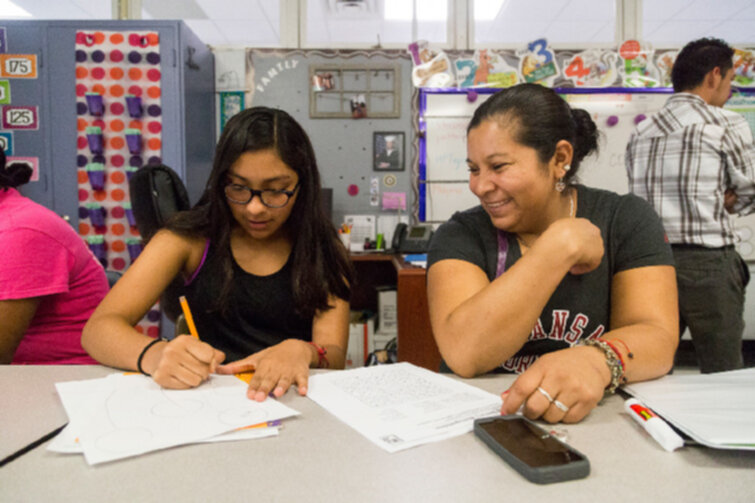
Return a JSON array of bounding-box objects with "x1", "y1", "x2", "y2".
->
[
  {"x1": 1, "y1": 24, "x2": 52, "y2": 212},
  {"x1": 46, "y1": 25, "x2": 80, "y2": 225}
]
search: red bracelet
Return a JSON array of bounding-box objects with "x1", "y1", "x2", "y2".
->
[
  {"x1": 597, "y1": 338, "x2": 625, "y2": 371},
  {"x1": 599, "y1": 338, "x2": 631, "y2": 383},
  {"x1": 612, "y1": 339, "x2": 634, "y2": 359},
  {"x1": 308, "y1": 342, "x2": 329, "y2": 369}
]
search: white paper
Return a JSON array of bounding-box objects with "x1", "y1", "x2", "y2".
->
[
  {"x1": 623, "y1": 367, "x2": 755, "y2": 449},
  {"x1": 54, "y1": 374, "x2": 299, "y2": 464},
  {"x1": 214, "y1": 49, "x2": 246, "y2": 90},
  {"x1": 48, "y1": 422, "x2": 279, "y2": 454},
  {"x1": 344, "y1": 214, "x2": 376, "y2": 249},
  {"x1": 307, "y1": 363, "x2": 501, "y2": 453}
]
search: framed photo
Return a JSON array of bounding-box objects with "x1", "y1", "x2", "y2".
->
[{"x1": 373, "y1": 131, "x2": 404, "y2": 171}]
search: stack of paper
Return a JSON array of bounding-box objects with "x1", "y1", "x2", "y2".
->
[
  {"x1": 49, "y1": 373, "x2": 299, "y2": 464},
  {"x1": 623, "y1": 367, "x2": 755, "y2": 450},
  {"x1": 307, "y1": 362, "x2": 502, "y2": 453}
]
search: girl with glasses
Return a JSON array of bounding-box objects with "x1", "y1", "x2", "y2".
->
[{"x1": 83, "y1": 107, "x2": 353, "y2": 401}]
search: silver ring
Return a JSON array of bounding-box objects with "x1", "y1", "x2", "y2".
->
[
  {"x1": 537, "y1": 386, "x2": 554, "y2": 403},
  {"x1": 553, "y1": 400, "x2": 570, "y2": 413}
]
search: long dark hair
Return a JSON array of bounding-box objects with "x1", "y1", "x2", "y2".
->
[
  {"x1": 467, "y1": 83, "x2": 599, "y2": 184},
  {"x1": 0, "y1": 149, "x2": 33, "y2": 191},
  {"x1": 166, "y1": 107, "x2": 353, "y2": 319}
]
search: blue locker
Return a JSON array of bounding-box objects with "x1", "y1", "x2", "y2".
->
[{"x1": 0, "y1": 20, "x2": 215, "y2": 226}]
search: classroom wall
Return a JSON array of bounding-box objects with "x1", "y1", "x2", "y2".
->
[
  {"x1": 220, "y1": 49, "x2": 417, "y2": 238},
  {"x1": 215, "y1": 46, "x2": 755, "y2": 340}
]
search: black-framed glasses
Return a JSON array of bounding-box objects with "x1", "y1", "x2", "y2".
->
[{"x1": 224, "y1": 181, "x2": 300, "y2": 208}]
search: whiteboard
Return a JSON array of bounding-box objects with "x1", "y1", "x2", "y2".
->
[
  {"x1": 418, "y1": 88, "x2": 755, "y2": 261},
  {"x1": 563, "y1": 92, "x2": 670, "y2": 195},
  {"x1": 419, "y1": 89, "x2": 674, "y2": 223},
  {"x1": 424, "y1": 182, "x2": 480, "y2": 222}
]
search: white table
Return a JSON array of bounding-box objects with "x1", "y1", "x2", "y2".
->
[{"x1": 1, "y1": 365, "x2": 754, "y2": 502}]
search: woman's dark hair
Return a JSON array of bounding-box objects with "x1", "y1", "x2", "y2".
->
[
  {"x1": 672, "y1": 37, "x2": 733, "y2": 93},
  {"x1": 0, "y1": 149, "x2": 33, "y2": 190},
  {"x1": 166, "y1": 106, "x2": 353, "y2": 319},
  {"x1": 467, "y1": 83, "x2": 599, "y2": 184}
]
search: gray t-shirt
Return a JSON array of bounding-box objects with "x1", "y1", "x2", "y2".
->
[{"x1": 427, "y1": 185, "x2": 674, "y2": 372}]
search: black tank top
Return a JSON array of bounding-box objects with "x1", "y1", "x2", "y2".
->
[{"x1": 181, "y1": 242, "x2": 312, "y2": 363}]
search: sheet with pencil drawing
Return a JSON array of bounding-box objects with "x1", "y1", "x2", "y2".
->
[
  {"x1": 306, "y1": 362, "x2": 502, "y2": 453},
  {"x1": 50, "y1": 373, "x2": 299, "y2": 465}
]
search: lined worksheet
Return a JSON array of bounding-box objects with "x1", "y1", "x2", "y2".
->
[{"x1": 307, "y1": 363, "x2": 502, "y2": 453}]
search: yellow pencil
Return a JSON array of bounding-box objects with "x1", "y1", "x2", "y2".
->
[{"x1": 178, "y1": 295, "x2": 200, "y2": 340}]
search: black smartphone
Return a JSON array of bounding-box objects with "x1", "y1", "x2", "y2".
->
[{"x1": 474, "y1": 415, "x2": 590, "y2": 484}]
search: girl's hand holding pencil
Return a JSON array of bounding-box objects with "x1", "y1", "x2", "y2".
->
[{"x1": 144, "y1": 295, "x2": 226, "y2": 390}]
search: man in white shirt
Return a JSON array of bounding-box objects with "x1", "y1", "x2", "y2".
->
[
  {"x1": 375, "y1": 136, "x2": 400, "y2": 170},
  {"x1": 626, "y1": 38, "x2": 755, "y2": 372}
]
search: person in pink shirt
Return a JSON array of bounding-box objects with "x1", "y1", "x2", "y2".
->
[{"x1": 0, "y1": 150, "x2": 108, "y2": 364}]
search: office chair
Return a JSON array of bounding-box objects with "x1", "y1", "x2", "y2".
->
[
  {"x1": 128, "y1": 164, "x2": 191, "y2": 322},
  {"x1": 128, "y1": 164, "x2": 190, "y2": 242}
]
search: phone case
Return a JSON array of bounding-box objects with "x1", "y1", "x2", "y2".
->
[{"x1": 474, "y1": 416, "x2": 590, "y2": 484}]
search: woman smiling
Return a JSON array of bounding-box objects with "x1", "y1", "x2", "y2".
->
[{"x1": 427, "y1": 84, "x2": 678, "y2": 423}]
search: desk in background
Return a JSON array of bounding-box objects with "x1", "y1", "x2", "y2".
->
[
  {"x1": 350, "y1": 253, "x2": 440, "y2": 371},
  {"x1": 2, "y1": 365, "x2": 755, "y2": 502}
]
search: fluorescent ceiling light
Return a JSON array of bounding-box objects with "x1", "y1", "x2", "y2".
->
[{"x1": 0, "y1": 0, "x2": 32, "y2": 18}]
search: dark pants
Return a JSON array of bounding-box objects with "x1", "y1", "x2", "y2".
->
[{"x1": 672, "y1": 245, "x2": 748, "y2": 373}]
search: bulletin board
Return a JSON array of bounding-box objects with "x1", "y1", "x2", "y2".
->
[
  {"x1": 74, "y1": 29, "x2": 163, "y2": 337},
  {"x1": 418, "y1": 87, "x2": 755, "y2": 259}
]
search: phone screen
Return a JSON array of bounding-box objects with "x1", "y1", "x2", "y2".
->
[{"x1": 478, "y1": 418, "x2": 586, "y2": 468}]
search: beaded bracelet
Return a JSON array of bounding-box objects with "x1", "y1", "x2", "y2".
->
[
  {"x1": 579, "y1": 338, "x2": 624, "y2": 395},
  {"x1": 308, "y1": 342, "x2": 329, "y2": 369},
  {"x1": 136, "y1": 338, "x2": 163, "y2": 377},
  {"x1": 599, "y1": 338, "x2": 629, "y2": 384},
  {"x1": 600, "y1": 339, "x2": 625, "y2": 371}
]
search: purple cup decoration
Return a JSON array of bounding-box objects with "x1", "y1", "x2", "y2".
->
[
  {"x1": 125, "y1": 94, "x2": 143, "y2": 118},
  {"x1": 85, "y1": 92, "x2": 104, "y2": 116},
  {"x1": 85, "y1": 126, "x2": 104, "y2": 155},
  {"x1": 125, "y1": 128, "x2": 142, "y2": 154},
  {"x1": 123, "y1": 202, "x2": 137, "y2": 226},
  {"x1": 126, "y1": 238, "x2": 143, "y2": 261},
  {"x1": 125, "y1": 167, "x2": 138, "y2": 181},
  {"x1": 85, "y1": 162, "x2": 106, "y2": 191},
  {"x1": 86, "y1": 235, "x2": 107, "y2": 264},
  {"x1": 86, "y1": 202, "x2": 107, "y2": 228}
]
